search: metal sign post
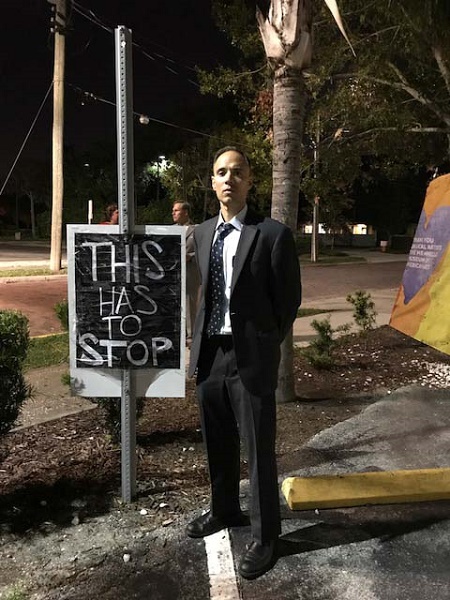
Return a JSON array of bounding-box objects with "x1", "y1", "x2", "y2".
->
[
  {"x1": 66, "y1": 28, "x2": 185, "y2": 506},
  {"x1": 115, "y1": 25, "x2": 136, "y2": 502}
]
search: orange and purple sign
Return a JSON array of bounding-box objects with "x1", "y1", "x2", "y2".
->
[{"x1": 390, "y1": 173, "x2": 450, "y2": 355}]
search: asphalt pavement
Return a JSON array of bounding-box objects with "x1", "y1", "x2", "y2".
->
[
  {"x1": 0, "y1": 239, "x2": 67, "y2": 268},
  {"x1": 3, "y1": 240, "x2": 450, "y2": 599}
]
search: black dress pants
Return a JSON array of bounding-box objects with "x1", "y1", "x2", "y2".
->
[{"x1": 196, "y1": 335, "x2": 281, "y2": 544}]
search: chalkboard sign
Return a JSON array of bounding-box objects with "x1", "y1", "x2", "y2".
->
[{"x1": 74, "y1": 232, "x2": 181, "y2": 370}]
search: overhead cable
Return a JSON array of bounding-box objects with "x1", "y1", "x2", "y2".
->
[{"x1": 0, "y1": 82, "x2": 53, "y2": 196}]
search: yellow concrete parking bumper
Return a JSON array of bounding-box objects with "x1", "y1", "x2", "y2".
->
[{"x1": 282, "y1": 468, "x2": 450, "y2": 510}]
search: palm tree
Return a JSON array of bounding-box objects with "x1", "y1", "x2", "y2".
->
[{"x1": 256, "y1": 0, "x2": 353, "y2": 402}]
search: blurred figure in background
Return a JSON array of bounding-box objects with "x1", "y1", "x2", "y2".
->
[
  {"x1": 100, "y1": 203, "x2": 119, "y2": 225},
  {"x1": 172, "y1": 201, "x2": 200, "y2": 345}
]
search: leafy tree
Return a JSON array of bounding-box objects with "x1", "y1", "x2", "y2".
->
[
  {"x1": 255, "y1": 0, "x2": 353, "y2": 402},
  {"x1": 3, "y1": 161, "x2": 50, "y2": 237},
  {"x1": 202, "y1": 1, "x2": 450, "y2": 240},
  {"x1": 197, "y1": 1, "x2": 353, "y2": 402},
  {"x1": 306, "y1": 0, "x2": 450, "y2": 177},
  {"x1": 64, "y1": 144, "x2": 117, "y2": 226}
]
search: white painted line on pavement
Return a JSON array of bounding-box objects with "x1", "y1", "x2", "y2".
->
[{"x1": 205, "y1": 529, "x2": 241, "y2": 600}]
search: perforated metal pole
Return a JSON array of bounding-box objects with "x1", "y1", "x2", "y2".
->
[{"x1": 115, "y1": 26, "x2": 136, "y2": 502}]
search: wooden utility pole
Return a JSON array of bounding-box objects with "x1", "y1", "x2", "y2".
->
[{"x1": 49, "y1": 0, "x2": 66, "y2": 271}]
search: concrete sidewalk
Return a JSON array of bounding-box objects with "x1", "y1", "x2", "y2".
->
[
  {"x1": 18, "y1": 286, "x2": 400, "y2": 430},
  {"x1": 294, "y1": 287, "x2": 397, "y2": 347}
]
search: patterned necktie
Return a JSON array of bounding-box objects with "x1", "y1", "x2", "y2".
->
[{"x1": 206, "y1": 222, "x2": 235, "y2": 336}]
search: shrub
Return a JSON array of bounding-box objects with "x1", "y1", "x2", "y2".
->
[
  {"x1": 302, "y1": 315, "x2": 350, "y2": 370},
  {"x1": 54, "y1": 299, "x2": 69, "y2": 331},
  {"x1": 0, "y1": 310, "x2": 32, "y2": 435},
  {"x1": 346, "y1": 290, "x2": 377, "y2": 332},
  {"x1": 0, "y1": 310, "x2": 29, "y2": 365},
  {"x1": 93, "y1": 397, "x2": 145, "y2": 444}
]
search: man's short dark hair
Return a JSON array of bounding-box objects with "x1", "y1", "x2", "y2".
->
[
  {"x1": 173, "y1": 200, "x2": 191, "y2": 215},
  {"x1": 212, "y1": 146, "x2": 251, "y2": 170}
]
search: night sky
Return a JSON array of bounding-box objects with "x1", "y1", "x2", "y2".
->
[{"x1": 0, "y1": 0, "x2": 234, "y2": 181}]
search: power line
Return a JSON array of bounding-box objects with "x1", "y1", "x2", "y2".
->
[
  {"x1": 71, "y1": 1, "x2": 201, "y2": 88},
  {"x1": 67, "y1": 82, "x2": 251, "y2": 149},
  {"x1": 71, "y1": 1, "x2": 114, "y2": 35},
  {"x1": 0, "y1": 82, "x2": 54, "y2": 196}
]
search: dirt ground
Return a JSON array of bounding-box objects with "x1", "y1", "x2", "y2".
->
[
  {"x1": 0, "y1": 276, "x2": 67, "y2": 336},
  {"x1": 1, "y1": 324, "x2": 450, "y2": 598},
  {"x1": 3, "y1": 263, "x2": 450, "y2": 597}
]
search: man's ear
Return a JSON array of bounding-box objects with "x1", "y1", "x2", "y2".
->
[{"x1": 211, "y1": 175, "x2": 216, "y2": 191}]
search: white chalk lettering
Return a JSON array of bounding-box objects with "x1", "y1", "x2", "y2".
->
[
  {"x1": 78, "y1": 335, "x2": 172, "y2": 367},
  {"x1": 151, "y1": 337, "x2": 173, "y2": 366},
  {"x1": 135, "y1": 285, "x2": 158, "y2": 315},
  {"x1": 111, "y1": 244, "x2": 132, "y2": 282},
  {"x1": 99, "y1": 286, "x2": 116, "y2": 316},
  {"x1": 120, "y1": 314, "x2": 142, "y2": 336},
  {"x1": 81, "y1": 242, "x2": 113, "y2": 282},
  {"x1": 99, "y1": 339, "x2": 128, "y2": 367},
  {"x1": 133, "y1": 244, "x2": 140, "y2": 284},
  {"x1": 81, "y1": 239, "x2": 168, "y2": 283},
  {"x1": 78, "y1": 333, "x2": 104, "y2": 366},
  {"x1": 116, "y1": 286, "x2": 133, "y2": 313},
  {"x1": 76, "y1": 234, "x2": 179, "y2": 370},
  {"x1": 102, "y1": 315, "x2": 122, "y2": 338},
  {"x1": 142, "y1": 241, "x2": 165, "y2": 280},
  {"x1": 126, "y1": 340, "x2": 149, "y2": 366}
]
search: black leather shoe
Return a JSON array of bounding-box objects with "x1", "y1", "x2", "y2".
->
[
  {"x1": 186, "y1": 511, "x2": 249, "y2": 538},
  {"x1": 238, "y1": 540, "x2": 277, "y2": 580}
]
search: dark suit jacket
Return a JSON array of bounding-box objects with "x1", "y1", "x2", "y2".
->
[
  {"x1": 188, "y1": 208, "x2": 301, "y2": 396},
  {"x1": 185, "y1": 223, "x2": 200, "y2": 296}
]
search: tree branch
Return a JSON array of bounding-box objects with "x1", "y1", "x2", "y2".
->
[
  {"x1": 333, "y1": 68, "x2": 450, "y2": 127},
  {"x1": 433, "y1": 45, "x2": 450, "y2": 97},
  {"x1": 326, "y1": 126, "x2": 450, "y2": 148},
  {"x1": 387, "y1": 61, "x2": 450, "y2": 125}
]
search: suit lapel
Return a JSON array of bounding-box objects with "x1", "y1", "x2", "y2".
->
[
  {"x1": 231, "y1": 223, "x2": 257, "y2": 293},
  {"x1": 198, "y1": 219, "x2": 217, "y2": 288}
]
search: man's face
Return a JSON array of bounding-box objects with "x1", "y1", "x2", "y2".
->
[
  {"x1": 172, "y1": 203, "x2": 188, "y2": 224},
  {"x1": 110, "y1": 209, "x2": 119, "y2": 225},
  {"x1": 211, "y1": 151, "x2": 252, "y2": 214}
]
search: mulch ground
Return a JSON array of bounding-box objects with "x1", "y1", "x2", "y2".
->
[{"x1": 1, "y1": 325, "x2": 449, "y2": 537}]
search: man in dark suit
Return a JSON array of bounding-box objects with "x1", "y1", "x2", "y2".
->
[
  {"x1": 187, "y1": 146, "x2": 301, "y2": 579},
  {"x1": 172, "y1": 200, "x2": 200, "y2": 345}
]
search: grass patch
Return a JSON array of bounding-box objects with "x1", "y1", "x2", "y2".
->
[
  {"x1": 3, "y1": 586, "x2": 29, "y2": 600},
  {"x1": 297, "y1": 307, "x2": 331, "y2": 318},
  {"x1": 299, "y1": 254, "x2": 365, "y2": 264},
  {"x1": 25, "y1": 333, "x2": 69, "y2": 370},
  {"x1": 0, "y1": 267, "x2": 67, "y2": 278}
]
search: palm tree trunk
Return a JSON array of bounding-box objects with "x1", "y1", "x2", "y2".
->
[
  {"x1": 271, "y1": 68, "x2": 306, "y2": 229},
  {"x1": 271, "y1": 67, "x2": 306, "y2": 402}
]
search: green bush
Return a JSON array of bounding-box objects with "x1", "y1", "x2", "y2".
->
[
  {"x1": 54, "y1": 299, "x2": 69, "y2": 331},
  {"x1": 302, "y1": 316, "x2": 350, "y2": 370},
  {"x1": 93, "y1": 397, "x2": 145, "y2": 444},
  {"x1": 0, "y1": 310, "x2": 32, "y2": 435},
  {"x1": 0, "y1": 310, "x2": 29, "y2": 365},
  {"x1": 346, "y1": 290, "x2": 377, "y2": 332}
]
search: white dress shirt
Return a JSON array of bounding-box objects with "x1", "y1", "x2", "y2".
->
[{"x1": 212, "y1": 205, "x2": 247, "y2": 334}]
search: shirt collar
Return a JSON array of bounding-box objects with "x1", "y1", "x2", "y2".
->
[{"x1": 216, "y1": 204, "x2": 247, "y2": 232}]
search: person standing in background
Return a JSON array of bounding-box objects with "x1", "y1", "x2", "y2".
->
[
  {"x1": 100, "y1": 203, "x2": 118, "y2": 225},
  {"x1": 187, "y1": 147, "x2": 301, "y2": 579},
  {"x1": 172, "y1": 201, "x2": 200, "y2": 346}
]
